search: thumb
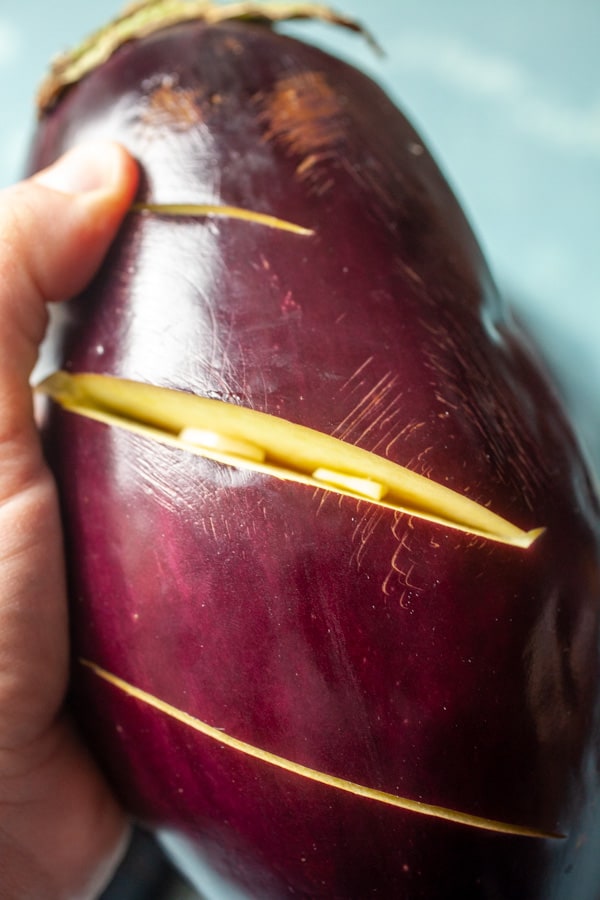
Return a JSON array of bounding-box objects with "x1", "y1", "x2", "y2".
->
[
  {"x1": 0, "y1": 143, "x2": 138, "y2": 896},
  {"x1": 0, "y1": 141, "x2": 138, "y2": 492}
]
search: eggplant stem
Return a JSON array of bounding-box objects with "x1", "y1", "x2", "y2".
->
[
  {"x1": 80, "y1": 658, "x2": 564, "y2": 839},
  {"x1": 37, "y1": 0, "x2": 380, "y2": 113},
  {"x1": 131, "y1": 201, "x2": 314, "y2": 234}
]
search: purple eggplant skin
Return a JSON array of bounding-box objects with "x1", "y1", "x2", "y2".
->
[{"x1": 29, "y1": 14, "x2": 600, "y2": 900}]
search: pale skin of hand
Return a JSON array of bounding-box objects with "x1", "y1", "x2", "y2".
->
[{"x1": 0, "y1": 143, "x2": 139, "y2": 899}]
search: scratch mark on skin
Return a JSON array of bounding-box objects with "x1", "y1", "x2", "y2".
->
[
  {"x1": 295, "y1": 150, "x2": 337, "y2": 178},
  {"x1": 396, "y1": 589, "x2": 411, "y2": 609},
  {"x1": 336, "y1": 356, "x2": 376, "y2": 406},
  {"x1": 434, "y1": 391, "x2": 460, "y2": 412},
  {"x1": 208, "y1": 515, "x2": 219, "y2": 543},
  {"x1": 348, "y1": 506, "x2": 422, "y2": 602},
  {"x1": 351, "y1": 506, "x2": 386, "y2": 570},
  {"x1": 383, "y1": 420, "x2": 425, "y2": 459},
  {"x1": 323, "y1": 360, "x2": 429, "y2": 588},
  {"x1": 382, "y1": 542, "x2": 426, "y2": 600},
  {"x1": 338, "y1": 154, "x2": 398, "y2": 217},
  {"x1": 313, "y1": 177, "x2": 336, "y2": 197},
  {"x1": 400, "y1": 263, "x2": 425, "y2": 288},
  {"x1": 346, "y1": 356, "x2": 375, "y2": 387},
  {"x1": 347, "y1": 393, "x2": 403, "y2": 452},
  {"x1": 418, "y1": 306, "x2": 545, "y2": 511},
  {"x1": 331, "y1": 372, "x2": 402, "y2": 447}
]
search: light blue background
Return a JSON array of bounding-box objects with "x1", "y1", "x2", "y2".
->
[{"x1": 1, "y1": 0, "x2": 598, "y2": 475}]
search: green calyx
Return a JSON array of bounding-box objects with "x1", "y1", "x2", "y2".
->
[{"x1": 37, "y1": 0, "x2": 378, "y2": 113}]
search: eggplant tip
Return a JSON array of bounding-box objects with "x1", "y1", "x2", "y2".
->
[{"x1": 36, "y1": 0, "x2": 380, "y2": 114}]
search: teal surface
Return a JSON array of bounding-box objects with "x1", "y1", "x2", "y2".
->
[{"x1": 0, "y1": 0, "x2": 598, "y2": 470}]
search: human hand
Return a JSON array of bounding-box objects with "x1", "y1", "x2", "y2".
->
[{"x1": 0, "y1": 143, "x2": 139, "y2": 899}]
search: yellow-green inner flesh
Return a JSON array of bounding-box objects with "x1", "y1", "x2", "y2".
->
[
  {"x1": 131, "y1": 202, "x2": 314, "y2": 234},
  {"x1": 38, "y1": 371, "x2": 543, "y2": 548},
  {"x1": 81, "y1": 659, "x2": 562, "y2": 839}
]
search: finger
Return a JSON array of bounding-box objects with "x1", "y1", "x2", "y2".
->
[
  {"x1": 0, "y1": 143, "x2": 138, "y2": 897},
  {"x1": 0, "y1": 142, "x2": 139, "y2": 493},
  {"x1": 0, "y1": 142, "x2": 138, "y2": 739}
]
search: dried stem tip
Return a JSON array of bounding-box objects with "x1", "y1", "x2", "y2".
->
[{"x1": 37, "y1": 0, "x2": 380, "y2": 113}]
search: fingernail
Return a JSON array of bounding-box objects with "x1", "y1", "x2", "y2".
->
[{"x1": 35, "y1": 142, "x2": 124, "y2": 195}]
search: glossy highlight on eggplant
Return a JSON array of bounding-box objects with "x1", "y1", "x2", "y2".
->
[{"x1": 29, "y1": 2, "x2": 600, "y2": 898}]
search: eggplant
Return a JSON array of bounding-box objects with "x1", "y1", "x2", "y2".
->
[{"x1": 29, "y1": 2, "x2": 600, "y2": 898}]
